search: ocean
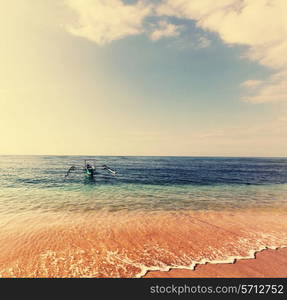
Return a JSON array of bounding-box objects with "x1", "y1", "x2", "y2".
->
[
  {"x1": 0, "y1": 156, "x2": 287, "y2": 277},
  {"x1": 0, "y1": 156, "x2": 287, "y2": 213}
]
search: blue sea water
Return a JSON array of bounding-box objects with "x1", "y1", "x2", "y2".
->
[{"x1": 0, "y1": 156, "x2": 287, "y2": 213}]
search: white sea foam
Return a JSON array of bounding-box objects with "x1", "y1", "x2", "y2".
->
[{"x1": 135, "y1": 244, "x2": 287, "y2": 278}]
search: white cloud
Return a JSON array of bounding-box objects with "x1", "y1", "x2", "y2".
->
[
  {"x1": 157, "y1": 0, "x2": 287, "y2": 103},
  {"x1": 64, "y1": 0, "x2": 287, "y2": 103},
  {"x1": 241, "y1": 80, "x2": 263, "y2": 88},
  {"x1": 243, "y1": 71, "x2": 287, "y2": 103},
  {"x1": 157, "y1": 0, "x2": 235, "y2": 19},
  {"x1": 197, "y1": 36, "x2": 211, "y2": 49},
  {"x1": 149, "y1": 21, "x2": 182, "y2": 41},
  {"x1": 64, "y1": 0, "x2": 152, "y2": 45}
]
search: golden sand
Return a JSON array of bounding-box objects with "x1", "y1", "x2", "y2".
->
[{"x1": 0, "y1": 209, "x2": 287, "y2": 278}]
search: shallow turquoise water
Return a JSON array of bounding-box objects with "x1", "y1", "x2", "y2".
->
[{"x1": 0, "y1": 156, "x2": 286, "y2": 213}]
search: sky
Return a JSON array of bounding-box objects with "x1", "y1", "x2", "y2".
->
[{"x1": 0, "y1": 0, "x2": 287, "y2": 156}]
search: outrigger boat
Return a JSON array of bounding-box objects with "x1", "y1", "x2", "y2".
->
[{"x1": 65, "y1": 159, "x2": 117, "y2": 180}]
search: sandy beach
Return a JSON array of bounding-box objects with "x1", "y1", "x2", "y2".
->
[
  {"x1": 145, "y1": 247, "x2": 287, "y2": 278},
  {"x1": 1, "y1": 0, "x2": 287, "y2": 283},
  {"x1": 0, "y1": 209, "x2": 286, "y2": 278}
]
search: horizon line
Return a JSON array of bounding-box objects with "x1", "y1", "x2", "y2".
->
[{"x1": 0, "y1": 154, "x2": 286, "y2": 158}]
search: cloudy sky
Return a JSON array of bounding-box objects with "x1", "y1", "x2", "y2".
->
[{"x1": 0, "y1": 0, "x2": 287, "y2": 156}]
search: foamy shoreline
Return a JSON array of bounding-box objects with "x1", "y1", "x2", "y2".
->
[
  {"x1": 0, "y1": 209, "x2": 287, "y2": 278},
  {"x1": 144, "y1": 247, "x2": 287, "y2": 278}
]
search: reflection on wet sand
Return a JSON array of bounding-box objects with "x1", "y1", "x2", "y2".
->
[{"x1": 0, "y1": 209, "x2": 287, "y2": 278}]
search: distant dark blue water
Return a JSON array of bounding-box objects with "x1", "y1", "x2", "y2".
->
[{"x1": 0, "y1": 156, "x2": 287, "y2": 213}]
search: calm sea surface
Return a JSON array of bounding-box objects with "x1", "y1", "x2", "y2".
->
[
  {"x1": 1, "y1": 156, "x2": 287, "y2": 277},
  {"x1": 0, "y1": 156, "x2": 287, "y2": 213}
]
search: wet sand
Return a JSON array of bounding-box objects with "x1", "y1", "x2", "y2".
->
[
  {"x1": 145, "y1": 247, "x2": 287, "y2": 277},
  {"x1": 0, "y1": 209, "x2": 287, "y2": 278}
]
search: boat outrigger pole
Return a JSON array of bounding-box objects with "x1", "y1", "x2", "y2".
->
[
  {"x1": 102, "y1": 165, "x2": 117, "y2": 175},
  {"x1": 64, "y1": 159, "x2": 117, "y2": 180},
  {"x1": 65, "y1": 166, "x2": 77, "y2": 178}
]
